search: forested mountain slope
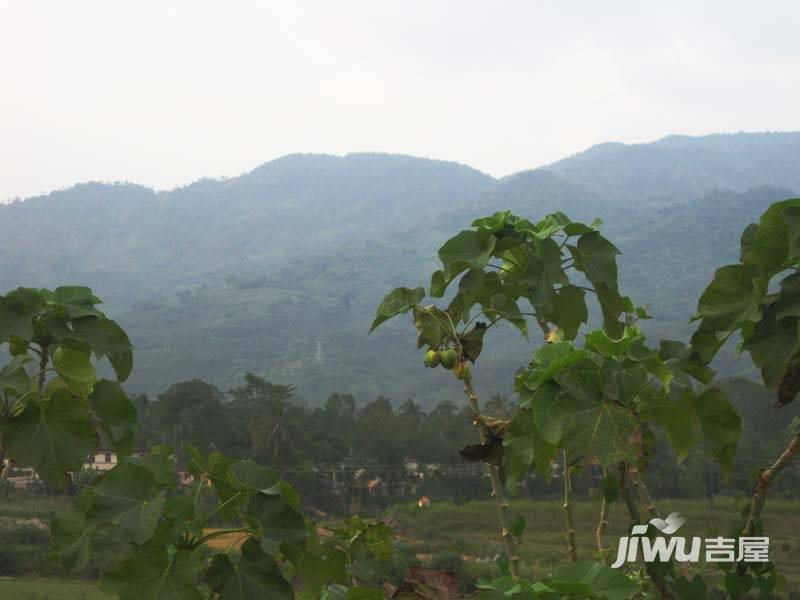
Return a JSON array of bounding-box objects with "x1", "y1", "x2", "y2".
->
[{"x1": 1, "y1": 133, "x2": 798, "y2": 403}]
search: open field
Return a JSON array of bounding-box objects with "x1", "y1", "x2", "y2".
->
[
  {"x1": 391, "y1": 496, "x2": 800, "y2": 592},
  {"x1": 2, "y1": 495, "x2": 800, "y2": 596},
  {"x1": 0, "y1": 578, "x2": 108, "y2": 600}
]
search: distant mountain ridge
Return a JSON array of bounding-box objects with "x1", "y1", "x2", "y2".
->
[{"x1": 1, "y1": 132, "x2": 798, "y2": 403}]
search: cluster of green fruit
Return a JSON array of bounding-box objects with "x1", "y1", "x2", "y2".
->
[{"x1": 424, "y1": 347, "x2": 471, "y2": 379}]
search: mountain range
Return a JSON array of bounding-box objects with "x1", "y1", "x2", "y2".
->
[{"x1": 2, "y1": 132, "x2": 799, "y2": 405}]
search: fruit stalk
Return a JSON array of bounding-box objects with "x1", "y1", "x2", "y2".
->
[{"x1": 463, "y1": 373, "x2": 520, "y2": 578}]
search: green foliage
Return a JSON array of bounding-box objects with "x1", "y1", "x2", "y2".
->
[
  {"x1": 52, "y1": 445, "x2": 401, "y2": 600},
  {"x1": 372, "y1": 210, "x2": 636, "y2": 354},
  {"x1": 0, "y1": 286, "x2": 136, "y2": 488},
  {"x1": 690, "y1": 198, "x2": 800, "y2": 406}
]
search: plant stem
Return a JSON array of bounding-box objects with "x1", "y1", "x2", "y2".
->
[
  {"x1": 629, "y1": 465, "x2": 661, "y2": 519},
  {"x1": 562, "y1": 450, "x2": 577, "y2": 562},
  {"x1": 743, "y1": 432, "x2": 800, "y2": 536},
  {"x1": 596, "y1": 468, "x2": 610, "y2": 565},
  {"x1": 463, "y1": 374, "x2": 520, "y2": 578},
  {"x1": 620, "y1": 462, "x2": 673, "y2": 599},
  {"x1": 37, "y1": 345, "x2": 48, "y2": 393}
]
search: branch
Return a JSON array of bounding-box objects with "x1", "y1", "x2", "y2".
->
[
  {"x1": 629, "y1": 465, "x2": 661, "y2": 519},
  {"x1": 562, "y1": 450, "x2": 578, "y2": 562},
  {"x1": 596, "y1": 468, "x2": 610, "y2": 565},
  {"x1": 463, "y1": 374, "x2": 520, "y2": 578},
  {"x1": 743, "y1": 432, "x2": 800, "y2": 536},
  {"x1": 620, "y1": 462, "x2": 673, "y2": 599}
]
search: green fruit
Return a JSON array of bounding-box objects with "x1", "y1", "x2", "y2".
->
[
  {"x1": 453, "y1": 361, "x2": 471, "y2": 380},
  {"x1": 424, "y1": 349, "x2": 440, "y2": 368},
  {"x1": 439, "y1": 349, "x2": 458, "y2": 369}
]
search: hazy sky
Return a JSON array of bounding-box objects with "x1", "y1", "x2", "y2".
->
[{"x1": 2, "y1": 1, "x2": 799, "y2": 201}]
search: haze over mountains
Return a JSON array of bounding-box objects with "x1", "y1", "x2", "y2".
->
[{"x1": 2, "y1": 132, "x2": 799, "y2": 404}]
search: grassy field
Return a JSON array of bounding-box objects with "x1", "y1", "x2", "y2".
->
[
  {"x1": 2, "y1": 495, "x2": 799, "y2": 597},
  {"x1": 0, "y1": 578, "x2": 108, "y2": 600},
  {"x1": 391, "y1": 496, "x2": 800, "y2": 592}
]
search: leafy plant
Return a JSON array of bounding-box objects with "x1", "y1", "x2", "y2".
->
[
  {"x1": 0, "y1": 286, "x2": 136, "y2": 487},
  {"x1": 372, "y1": 210, "x2": 742, "y2": 598},
  {"x1": 689, "y1": 198, "x2": 800, "y2": 594}
]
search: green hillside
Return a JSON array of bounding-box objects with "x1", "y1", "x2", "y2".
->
[{"x1": 2, "y1": 133, "x2": 798, "y2": 404}]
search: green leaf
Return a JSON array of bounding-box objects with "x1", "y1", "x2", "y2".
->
[
  {"x1": 86, "y1": 461, "x2": 168, "y2": 544},
  {"x1": 438, "y1": 230, "x2": 496, "y2": 279},
  {"x1": 741, "y1": 304, "x2": 800, "y2": 388},
  {"x1": 3, "y1": 388, "x2": 96, "y2": 488},
  {"x1": 247, "y1": 493, "x2": 308, "y2": 554},
  {"x1": 230, "y1": 460, "x2": 281, "y2": 494},
  {"x1": 72, "y1": 316, "x2": 134, "y2": 382},
  {"x1": 741, "y1": 198, "x2": 800, "y2": 269},
  {"x1": 0, "y1": 354, "x2": 32, "y2": 395},
  {"x1": 549, "y1": 562, "x2": 637, "y2": 600},
  {"x1": 52, "y1": 286, "x2": 103, "y2": 319},
  {"x1": 695, "y1": 388, "x2": 741, "y2": 478},
  {"x1": 484, "y1": 294, "x2": 527, "y2": 338},
  {"x1": 638, "y1": 389, "x2": 698, "y2": 462},
  {"x1": 413, "y1": 306, "x2": 450, "y2": 349},
  {"x1": 585, "y1": 328, "x2": 640, "y2": 358},
  {"x1": 370, "y1": 287, "x2": 425, "y2": 332},
  {"x1": 89, "y1": 380, "x2": 137, "y2": 456},
  {"x1": 519, "y1": 343, "x2": 587, "y2": 391},
  {"x1": 724, "y1": 572, "x2": 754, "y2": 600},
  {"x1": 206, "y1": 538, "x2": 293, "y2": 600},
  {"x1": 693, "y1": 264, "x2": 762, "y2": 330},
  {"x1": 570, "y1": 232, "x2": 625, "y2": 338},
  {"x1": 100, "y1": 542, "x2": 202, "y2": 600},
  {"x1": 775, "y1": 272, "x2": 800, "y2": 320},
  {"x1": 552, "y1": 285, "x2": 587, "y2": 340},
  {"x1": 52, "y1": 346, "x2": 95, "y2": 397}
]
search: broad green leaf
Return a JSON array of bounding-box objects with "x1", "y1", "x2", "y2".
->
[
  {"x1": 741, "y1": 198, "x2": 800, "y2": 269},
  {"x1": 572, "y1": 232, "x2": 624, "y2": 337},
  {"x1": 370, "y1": 287, "x2": 425, "y2": 332},
  {"x1": 206, "y1": 539, "x2": 293, "y2": 600},
  {"x1": 503, "y1": 404, "x2": 557, "y2": 485},
  {"x1": 585, "y1": 328, "x2": 640, "y2": 358},
  {"x1": 53, "y1": 286, "x2": 103, "y2": 318},
  {"x1": 52, "y1": 346, "x2": 95, "y2": 397},
  {"x1": 741, "y1": 304, "x2": 800, "y2": 388},
  {"x1": 552, "y1": 285, "x2": 587, "y2": 340},
  {"x1": 484, "y1": 294, "x2": 527, "y2": 337},
  {"x1": 247, "y1": 493, "x2": 307, "y2": 554},
  {"x1": 207, "y1": 451, "x2": 246, "y2": 520},
  {"x1": 413, "y1": 306, "x2": 450, "y2": 348},
  {"x1": 693, "y1": 264, "x2": 762, "y2": 330},
  {"x1": 100, "y1": 542, "x2": 202, "y2": 600},
  {"x1": 438, "y1": 230, "x2": 496, "y2": 279},
  {"x1": 3, "y1": 388, "x2": 96, "y2": 488},
  {"x1": 86, "y1": 461, "x2": 168, "y2": 543},
  {"x1": 775, "y1": 272, "x2": 800, "y2": 320},
  {"x1": 72, "y1": 316, "x2": 134, "y2": 382},
  {"x1": 429, "y1": 270, "x2": 451, "y2": 298},
  {"x1": 89, "y1": 380, "x2": 137, "y2": 456},
  {"x1": 472, "y1": 211, "x2": 512, "y2": 233},
  {"x1": 695, "y1": 388, "x2": 741, "y2": 477},
  {"x1": 547, "y1": 389, "x2": 637, "y2": 465},
  {"x1": 447, "y1": 269, "x2": 485, "y2": 324},
  {"x1": 527, "y1": 382, "x2": 564, "y2": 444},
  {"x1": 230, "y1": 459, "x2": 281, "y2": 494},
  {"x1": 0, "y1": 354, "x2": 32, "y2": 395},
  {"x1": 519, "y1": 343, "x2": 587, "y2": 391},
  {"x1": 549, "y1": 562, "x2": 637, "y2": 600},
  {"x1": 637, "y1": 389, "x2": 698, "y2": 462}
]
